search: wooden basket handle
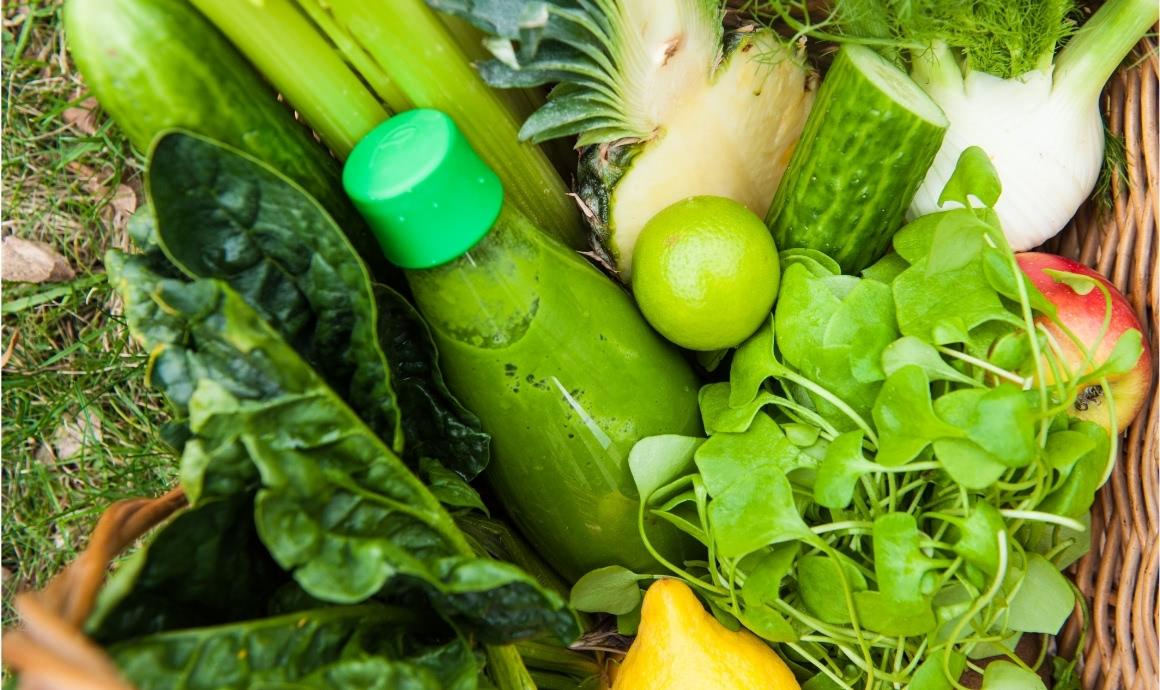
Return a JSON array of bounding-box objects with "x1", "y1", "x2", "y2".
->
[{"x1": 1, "y1": 488, "x2": 187, "y2": 690}]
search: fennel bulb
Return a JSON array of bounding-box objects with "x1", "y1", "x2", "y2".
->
[
  {"x1": 909, "y1": 54, "x2": 1104, "y2": 249},
  {"x1": 909, "y1": 0, "x2": 1158, "y2": 249}
]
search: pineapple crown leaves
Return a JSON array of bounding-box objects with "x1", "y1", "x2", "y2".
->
[{"x1": 428, "y1": 0, "x2": 725, "y2": 146}]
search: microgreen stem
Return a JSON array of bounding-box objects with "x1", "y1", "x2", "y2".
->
[
  {"x1": 787, "y1": 642, "x2": 858, "y2": 690},
  {"x1": 998, "y1": 236, "x2": 1051, "y2": 444},
  {"x1": 781, "y1": 370, "x2": 880, "y2": 447},
  {"x1": 812, "y1": 521, "x2": 875, "y2": 535},
  {"x1": 1099, "y1": 376, "x2": 1119, "y2": 483},
  {"x1": 937, "y1": 346, "x2": 1029, "y2": 387},
  {"x1": 944, "y1": 531, "x2": 1008, "y2": 690},
  {"x1": 998, "y1": 510, "x2": 1086, "y2": 531},
  {"x1": 636, "y1": 499, "x2": 726, "y2": 596}
]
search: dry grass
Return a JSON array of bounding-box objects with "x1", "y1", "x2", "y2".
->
[{"x1": 1, "y1": 0, "x2": 176, "y2": 626}]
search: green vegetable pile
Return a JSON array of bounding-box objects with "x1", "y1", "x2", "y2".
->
[
  {"x1": 571, "y1": 150, "x2": 1143, "y2": 690},
  {"x1": 90, "y1": 132, "x2": 596, "y2": 689}
]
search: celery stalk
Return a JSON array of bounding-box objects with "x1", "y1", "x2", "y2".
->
[
  {"x1": 297, "y1": 0, "x2": 585, "y2": 248},
  {"x1": 190, "y1": 0, "x2": 386, "y2": 158},
  {"x1": 291, "y1": 0, "x2": 412, "y2": 111}
]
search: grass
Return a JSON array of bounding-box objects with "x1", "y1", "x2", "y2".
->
[{"x1": 2, "y1": 0, "x2": 176, "y2": 627}]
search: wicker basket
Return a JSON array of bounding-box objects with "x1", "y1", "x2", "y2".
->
[{"x1": 2, "y1": 35, "x2": 1156, "y2": 690}]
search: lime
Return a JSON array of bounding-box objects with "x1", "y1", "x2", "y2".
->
[{"x1": 631, "y1": 196, "x2": 779, "y2": 351}]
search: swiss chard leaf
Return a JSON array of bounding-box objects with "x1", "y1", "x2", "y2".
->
[
  {"x1": 86, "y1": 493, "x2": 287, "y2": 644},
  {"x1": 107, "y1": 253, "x2": 577, "y2": 644},
  {"x1": 148, "y1": 131, "x2": 489, "y2": 479},
  {"x1": 108, "y1": 604, "x2": 480, "y2": 690},
  {"x1": 374, "y1": 284, "x2": 490, "y2": 479},
  {"x1": 149, "y1": 131, "x2": 402, "y2": 452}
]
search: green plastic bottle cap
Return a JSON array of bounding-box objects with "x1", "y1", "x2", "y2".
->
[{"x1": 342, "y1": 109, "x2": 503, "y2": 269}]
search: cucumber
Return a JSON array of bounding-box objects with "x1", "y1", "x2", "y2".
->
[
  {"x1": 63, "y1": 0, "x2": 349, "y2": 226},
  {"x1": 765, "y1": 45, "x2": 948, "y2": 274}
]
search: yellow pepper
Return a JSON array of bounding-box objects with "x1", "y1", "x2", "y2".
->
[{"x1": 612, "y1": 578, "x2": 800, "y2": 690}]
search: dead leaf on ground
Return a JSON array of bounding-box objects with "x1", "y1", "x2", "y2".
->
[
  {"x1": 1, "y1": 236, "x2": 76, "y2": 283},
  {"x1": 33, "y1": 410, "x2": 104, "y2": 465},
  {"x1": 1, "y1": 330, "x2": 19, "y2": 368},
  {"x1": 109, "y1": 183, "x2": 138, "y2": 227},
  {"x1": 61, "y1": 96, "x2": 99, "y2": 136},
  {"x1": 66, "y1": 162, "x2": 139, "y2": 233}
]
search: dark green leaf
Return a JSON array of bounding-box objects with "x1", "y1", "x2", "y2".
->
[
  {"x1": 149, "y1": 132, "x2": 490, "y2": 479},
  {"x1": 374, "y1": 285, "x2": 491, "y2": 479},
  {"x1": 108, "y1": 255, "x2": 576, "y2": 644},
  {"x1": 108, "y1": 605, "x2": 478, "y2": 690},
  {"x1": 86, "y1": 494, "x2": 287, "y2": 643},
  {"x1": 422, "y1": 458, "x2": 489, "y2": 515},
  {"x1": 149, "y1": 132, "x2": 403, "y2": 452}
]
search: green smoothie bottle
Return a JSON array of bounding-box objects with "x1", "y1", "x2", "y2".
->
[{"x1": 342, "y1": 109, "x2": 702, "y2": 581}]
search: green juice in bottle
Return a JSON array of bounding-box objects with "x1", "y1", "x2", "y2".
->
[{"x1": 343, "y1": 109, "x2": 702, "y2": 581}]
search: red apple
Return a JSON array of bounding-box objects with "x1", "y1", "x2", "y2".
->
[{"x1": 1016, "y1": 252, "x2": 1153, "y2": 433}]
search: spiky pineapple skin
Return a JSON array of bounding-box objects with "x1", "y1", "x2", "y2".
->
[{"x1": 577, "y1": 141, "x2": 637, "y2": 274}]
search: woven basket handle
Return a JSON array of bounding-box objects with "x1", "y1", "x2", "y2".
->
[{"x1": 1, "y1": 488, "x2": 187, "y2": 690}]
